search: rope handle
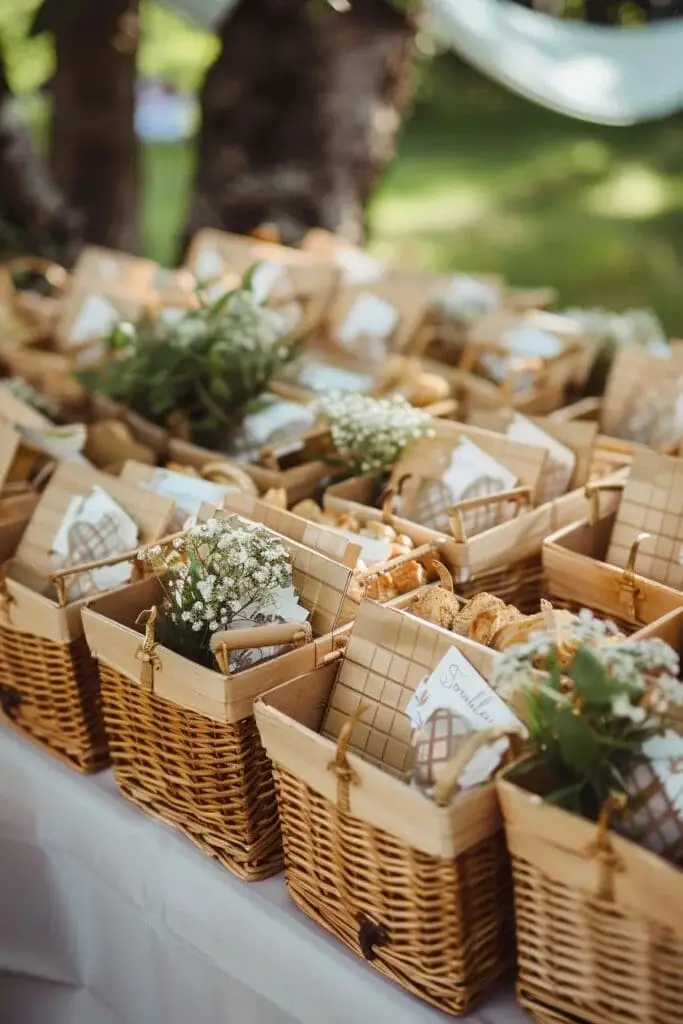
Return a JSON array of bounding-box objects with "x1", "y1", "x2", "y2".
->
[
  {"x1": 584, "y1": 791, "x2": 627, "y2": 902},
  {"x1": 326, "y1": 701, "x2": 371, "y2": 812},
  {"x1": 134, "y1": 607, "x2": 161, "y2": 691},
  {"x1": 432, "y1": 726, "x2": 525, "y2": 807},
  {"x1": 585, "y1": 479, "x2": 626, "y2": 526},
  {"x1": 200, "y1": 460, "x2": 258, "y2": 495},
  {"x1": 448, "y1": 486, "x2": 532, "y2": 543},
  {"x1": 49, "y1": 529, "x2": 185, "y2": 608},
  {"x1": 210, "y1": 620, "x2": 313, "y2": 675}
]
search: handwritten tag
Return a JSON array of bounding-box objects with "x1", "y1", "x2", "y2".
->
[
  {"x1": 336, "y1": 293, "x2": 399, "y2": 363},
  {"x1": 443, "y1": 437, "x2": 517, "y2": 502},
  {"x1": 193, "y1": 247, "x2": 224, "y2": 280},
  {"x1": 506, "y1": 414, "x2": 575, "y2": 501},
  {"x1": 251, "y1": 261, "x2": 290, "y2": 303},
  {"x1": 501, "y1": 325, "x2": 562, "y2": 359},
  {"x1": 292, "y1": 357, "x2": 375, "y2": 394},
  {"x1": 440, "y1": 275, "x2": 500, "y2": 322},
  {"x1": 406, "y1": 646, "x2": 526, "y2": 734}
]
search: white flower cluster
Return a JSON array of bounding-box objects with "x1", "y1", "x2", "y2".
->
[
  {"x1": 318, "y1": 391, "x2": 433, "y2": 476},
  {"x1": 492, "y1": 608, "x2": 683, "y2": 724},
  {"x1": 562, "y1": 307, "x2": 669, "y2": 356},
  {"x1": 171, "y1": 288, "x2": 291, "y2": 356},
  {"x1": 142, "y1": 516, "x2": 292, "y2": 635}
]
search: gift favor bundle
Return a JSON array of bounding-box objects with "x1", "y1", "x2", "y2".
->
[{"x1": 2, "y1": 230, "x2": 683, "y2": 1020}]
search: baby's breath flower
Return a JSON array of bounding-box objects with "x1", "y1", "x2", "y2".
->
[{"x1": 318, "y1": 392, "x2": 432, "y2": 477}]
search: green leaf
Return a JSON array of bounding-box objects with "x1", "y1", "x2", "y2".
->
[
  {"x1": 555, "y1": 708, "x2": 602, "y2": 778},
  {"x1": 569, "y1": 645, "x2": 619, "y2": 704}
]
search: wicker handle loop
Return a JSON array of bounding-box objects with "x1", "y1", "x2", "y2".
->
[
  {"x1": 200, "y1": 460, "x2": 258, "y2": 496},
  {"x1": 210, "y1": 620, "x2": 313, "y2": 675},
  {"x1": 447, "y1": 486, "x2": 532, "y2": 544},
  {"x1": 380, "y1": 485, "x2": 398, "y2": 526},
  {"x1": 327, "y1": 700, "x2": 371, "y2": 813},
  {"x1": 584, "y1": 791, "x2": 627, "y2": 902},
  {"x1": 326, "y1": 701, "x2": 391, "y2": 961},
  {"x1": 49, "y1": 530, "x2": 186, "y2": 608},
  {"x1": 432, "y1": 726, "x2": 525, "y2": 807},
  {"x1": 618, "y1": 531, "x2": 651, "y2": 620},
  {"x1": 584, "y1": 479, "x2": 626, "y2": 527},
  {"x1": 134, "y1": 606, "x2": 161, "y2": 692}
]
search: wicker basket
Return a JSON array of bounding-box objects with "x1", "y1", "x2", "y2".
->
[
  {"x1": 497, "y1": 776, "x2": 683, "y2": 1024},
  {"x1": 543, "y1": 459, "x2": 683, "y2": 629},
  {"x1": 0, "y1": 461, "x2": 174, "y2": 772},
  {"x1": 255, "y1": 598, "x2": 518, "y2": 1015},
  {"x1": 81, "y1": 519, "x2": 356, "y2": 880},
  {"x1": 324, "y1": 421, "x2": 627, "y2": 613}
]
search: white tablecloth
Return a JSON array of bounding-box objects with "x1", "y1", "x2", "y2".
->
[{"x1": 0, "y1": 724, "x2": 529, "y2": 1024}]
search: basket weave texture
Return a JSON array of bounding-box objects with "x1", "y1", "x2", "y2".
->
[
  {"x1": 99, "y1": 664, "x2": 281, "y2": 880},
  {"x1": 273, "y1": 764, "x2": 514, "y2": 1015},
  {"x1": 0, "y1": 623, "x2": 109, "y2": 772},
  {"x1": 499, "y1": 779, "x2": 683, "y2": 1024}
]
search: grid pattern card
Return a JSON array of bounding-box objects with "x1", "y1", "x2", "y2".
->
[
  {"x1": 606, "y1": 448, "x2": 683, "y2": 589},
  {"x1": 321, "y1": 600, "x2": 494, "y2": 777}
]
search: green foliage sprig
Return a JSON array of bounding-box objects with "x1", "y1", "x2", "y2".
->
[
  {"x1": 493, "y1": 611, "x2": 683, "y2": 821},
  {"x1": 78, "y1": 268, "x2": 300, "y2": 449}
]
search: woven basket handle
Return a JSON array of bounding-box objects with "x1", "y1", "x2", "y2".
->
[
  {"x1": 49, "y1": 530, "x2": 185, "y2": 608},
  {"x1": 448, "y1": 486, "x2": 532, "y2": 543},
  {"x1": 325, "y1": 701, "x2": 390, "y2": 960},
  {"x1": 432, "y1": 726, "x2": 525, "y2": 807},
  {"x1": 200, "y1": 460, "x2": 258, "y2": 496},
  {"x1": 210, "y1": 620, "x2": 313, "y2": 675},
  {"x1": 584, "y1": 479, "x2": 626, "y2": 527},
  {"x1": 584, "y1": 792, "x2": 627, "y2": 902}
]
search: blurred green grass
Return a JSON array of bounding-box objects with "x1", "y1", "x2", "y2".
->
[{"x1": 3, "y1": 1, "x2": 683, "y2": 329}]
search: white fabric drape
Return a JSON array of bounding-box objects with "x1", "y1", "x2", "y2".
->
[
  {"x1": 159, "y1": 0, "x2": 683, "y2": 126},
  {"x1": 425, "y1": 0, "x2": 683, "y2": 125}
]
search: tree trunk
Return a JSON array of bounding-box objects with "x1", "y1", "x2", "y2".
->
[
  {"x1": 182, "y1": 0, "x2": 416, "y2": 254},
  {"x1": 50, "y1": 0, "x2": 140, "y2": 252},
  {"x1": 0, "y1": 43, "x2": 80, "y2": 263}
]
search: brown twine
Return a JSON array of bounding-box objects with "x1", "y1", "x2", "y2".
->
[{"x1": 135, "y1": 606, "x2": 161, "y2": 692}]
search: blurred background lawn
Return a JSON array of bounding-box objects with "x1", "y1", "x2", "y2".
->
[{"x1": 3, "y1": 1, "x2": 683, "y2": 329}]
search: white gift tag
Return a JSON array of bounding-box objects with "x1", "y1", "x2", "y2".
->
[
  {"x1": 18, "y1": 423, "x2": 89, "y2": 464},
  {"x1": 293, "y1": 358, "x2": 375, "y2": 394},
  {"x1": 506, "y1": 414, "x2": 575, "y2": 501},
  {"x1": 157, "y1": 306, "x2": 187, "y2": 326},
  {"x1": 241, "y1": 398, "x2": 317, "y2": 450},
  {"x1": 641, "y1": 731, "x2": 683, "y2": 812},
  {"x1": 335, "y1": 249, "x2": 386, "y2": 285},
  {"x1": 440, "y1": 275, "x2": 500, "y2": 321},
  {"x1": 330, "y1": 527, "x2": 392, "y2": 566},
  {"x1": 251, "y1": 261, "x2": 289, "y2": 303},
  {"x1": 193, "y1": 247, "x2": 225, "y2": 280},
  {"x1": 51, "y1": 485, "x2": 138, "y2": 596},
  {"x1": 443, "y1": 437, "x2": 517, "y2": 502},
  {"x1": 336, "y1": 293, "x2": 399, "y2": 363},
  {"x1": 148, "y1": 469, "x2": 235, "y2": 514},
  {"x1": 406, "y1": 647, "x2": 526, "y2": 734},
  {"x1": 97, "y1": 257, "x2": 122, "y2": 281},
  {"x1": 501, "y1": 325, "x2": 562, "y2": 359},
  {"x1": 69, "y1": 295, "x2": 121, "y2": 345}
]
